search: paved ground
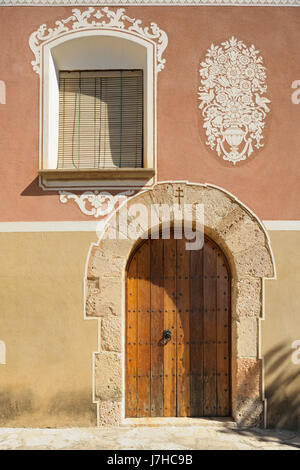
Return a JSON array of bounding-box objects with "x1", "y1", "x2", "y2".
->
[{"x1": 0, "y1": 419, "x2": 299, "y2": 450}]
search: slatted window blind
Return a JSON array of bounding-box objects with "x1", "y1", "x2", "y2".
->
[{"x1": 57, "y1": 70, "x2": 143, "y2": 169}]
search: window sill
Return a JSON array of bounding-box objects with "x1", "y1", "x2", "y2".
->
[{"x1": 39, "y1": 168, "x2": 155, "y2": 183}]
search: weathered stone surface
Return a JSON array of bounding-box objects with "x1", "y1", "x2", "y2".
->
[
  {"x1": 90, "y1": 238, "x2": 133, "y2": 277},
  {"x1": 150, "y1": 183, "x2": 176, "y2": 207},
  {"x1": 235, "y1": 245, "x2": 274, "y2": 278},
  {"x1": 86, "y1": 277, "x2": 122, "y2": 317},
  {"x1": 223, "y1": 217, "x2": 266, "y2": 254},
  {"x1": 126, "y1": 203, "x2": 152, "y2": 241},
  {"x1": 233, "y1": 277, "x2": 262, "y2": 318},
  {"x1": 85, "y1": 278, "x2": 100, "y2": 317},
  {"x1": 201, "y1": 188, "x2": 235, "y2": 229},
  {"x1": 95, "y1": 352, "x2": 122, "y2": 401},
  {"x1": 216, "y1": 205, "x2": 246, "y2": 236},
  {"x1": 90, "y1": 250, "x2": 125, "y2": 277},
  {"x1": 234, "y1": 318, "x2": 258, "y2": 358},
  {"x1": 234, "y1": 358, "x2": 261, "y2": 399},
  {"x1": 99, "y1": 401, "x2": 122, "y2": 426},
  {"x1": 234, "y1": 398, "x2": 264, "y2": 427},
  {"x1": 184, "y1": 184, "x2": 206, "y2": 207},
  {"x1": 101, "y1": 316, "x2": 122, "y2": 352}
]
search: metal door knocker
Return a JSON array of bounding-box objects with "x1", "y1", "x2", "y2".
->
[{"x1": 159, "y1": 329, "x2": 172, "y2": 346}]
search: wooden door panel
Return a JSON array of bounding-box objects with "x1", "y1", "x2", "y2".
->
[
  {"x1": 190, "y1": 246, "x2": 204, "y2": 417},
  {"x1": 216, "y1": 251, "x2": 230, "y2": 416},
  {"x1": 176, "y1": 238, "x2": 191, "y2": 417},
  {"x1": 163, "y1": 238, "x2": 177, "y2": 417},
  {"x1": 203, "y1": 240, "x2": 218, "y2": 416},
  {"x1": 137, "y1": 241, "x2": 151, "y2": 417},
  {"x1": 150, "y1": 239, "x2": 164, "y2": 417},
  {"x1": 125, "y1": 254, "x2": 138, "y2": 417},
  {"x1": 126, "y1": 234, "x2": 231, "y2": 418}
]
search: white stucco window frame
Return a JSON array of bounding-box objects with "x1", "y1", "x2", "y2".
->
[{"x1": 29, "y1": 8, "x2": 168, "y2": 190}]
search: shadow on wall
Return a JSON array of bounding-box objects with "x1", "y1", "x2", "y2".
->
[
  {"x1": 228, "y1": 342, "x2": 299, "y2": 433},
  {"x1": 0, "y1": 388, "x2": 97, "y2": 427},
  {"x1": 264, "y1": 342, "x2": 300, "y2": 431},
  {"x1": 216, "y1": 343, "x2": 300, "y2": 448}
]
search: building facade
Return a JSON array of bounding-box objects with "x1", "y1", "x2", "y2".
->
[{"x1": 0, "y1": 2, "x2": 299, "y2": 430}]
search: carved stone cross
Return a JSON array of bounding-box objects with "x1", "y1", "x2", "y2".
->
[{"x1": 175, "y1": 187, "x2": 184, "y2": 205}]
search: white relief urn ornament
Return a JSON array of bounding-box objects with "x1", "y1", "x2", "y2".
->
[{"x1": 198, "y1": 37, "x2": 270, "y2": 164}]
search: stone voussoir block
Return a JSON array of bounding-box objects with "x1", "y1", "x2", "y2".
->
[
  {"x1": 184, "y1": 184, "x2": 206, "y2": 207},
  {"x1": 95, "y1": 351, "x2": 122, "y2": 401},
  {"x1": 201, "y1": 188, "x2": 236, "y2": 230},
  {"x1": 216, "y1": 205, "x2": 247, "y2": 237},
  {"x1": 223, "y1": 217, "x2": 266, "y2": 255},
  {"x1": 150, "y1": 183, "x2": 176, "y2": 208},
  {"x1": 101, "y1": 315, "x2": 122, "y2": 352},
  {"x1": 235, "y1": 245, "x2": 274, "y2": 278},
  {"x1": 90, "y1": 250, "x2": 126, "y2": 277}
]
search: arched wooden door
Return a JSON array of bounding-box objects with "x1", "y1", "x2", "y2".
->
[{"x1": 125, "y1": 234, "x2": 231, "y2": 418}]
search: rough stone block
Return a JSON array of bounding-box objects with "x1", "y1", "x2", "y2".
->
[
  {"x1": 216, "y1": 205, "x2": 246, "y2": 236},
  {"x1": 233, "y1": 277, "x2": 261, "y2": 318},
  {"x1": 234, "y1": 358, "x2": 261, "y2": 399},
  {"x1": 150, "y1": 183, "x2": 176, "y2": 207},
  {"x1": 99, "y1": 401, "x2": 122, "y2": 426},
  {"x1": 90, "y1": 250, "x2": 125, "y2": 277},
  {"x1": 234, "y1": 318, "x2": 258, "y2": 358},
  {"x1": 184, "y1": 184, "x2": 206, "y2": 207},
  {"x1": 223, "y1": 217, "x2": 266, "y2": 254},
  {"x1": 234, "y1": 398, "x2": 264, "y2": 427},
  {"x1": 86, "y1": 277, "x2": 122, "y2": 317},
  {"x1": 101, "y1": 316, "x2": 122, "y2": 352},
  {"x1": 95, "y1": 352, "x2": 122, "y2": 401},
  {"x1": 235, "y1": 245, "x2": 274, "y2": 278},
  {"x1": 201, "y1": 188, "x2": 235, "y2": 229}
]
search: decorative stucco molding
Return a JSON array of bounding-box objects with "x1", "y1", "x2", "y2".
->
[
  {"x1": 59, "y1": 190, "x2": 134, "y2": 218},
  {"x1": 2, "y1": 0, "x2": 300, "y2": 6},
  {"x1": 29, "y1": 7, "x2": 168, "y2": 75},
  {"x1": 198, "y1": 37, "x2": 270, "y2": 164}
]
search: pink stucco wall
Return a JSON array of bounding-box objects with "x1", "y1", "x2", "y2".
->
[{"x1": 0, "y1": 6, "x2": 299, "y2": 221}]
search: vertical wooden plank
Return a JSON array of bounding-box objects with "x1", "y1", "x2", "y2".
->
[
  {"x1": 137, "y1": 241, "x2": 151, "y2": 417},
  {"x1": 176, "y1": 237, "x2": 191, "y2": 417},
  {"x1": 203, "y1": 239, "x2": 217, "y2": 416},
  {"x1": 216, "y1": 250, "x2": 231, "y2": 416},
  {"x1": 125, "y1": 253, "x2": 138, "y2": 417},
  {"x1": 150, "y1": 238, "x2": 164, "y2": 417},
  {"x1": 190, "y1": 244, "x2": 204, "y2": 417},
  {"x1": 163, "y1": 238, "x2": 177, "y2": 417}
]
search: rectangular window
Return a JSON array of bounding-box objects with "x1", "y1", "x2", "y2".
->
[{"x1": 57, "y1": 70, "x2": 143, "y2": 170}]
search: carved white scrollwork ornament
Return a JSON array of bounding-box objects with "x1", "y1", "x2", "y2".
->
[
  {"x1": 198, "y1": 37, "x2": 270, "y2": 164},
  {"x1": 59, "y1": 190, "x2": 134, "y2": 218},
  {"x1": 29, "y1": 7, "x2": 168, "y2": 75}
]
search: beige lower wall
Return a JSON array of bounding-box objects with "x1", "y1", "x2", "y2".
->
[
  {"x1": 263, "y1": 231, "x2": 300, "y2": 431},
  {"x1": 0, "y1": 230, "x2": 298, "y2": 429},
  {"x1": 0, "y1": 232, "x2": 98, "y2": 427}
]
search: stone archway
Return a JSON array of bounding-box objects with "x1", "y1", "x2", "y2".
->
[{"x1": 85, "y1": 182, "x2": 275, "y2": 426}]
